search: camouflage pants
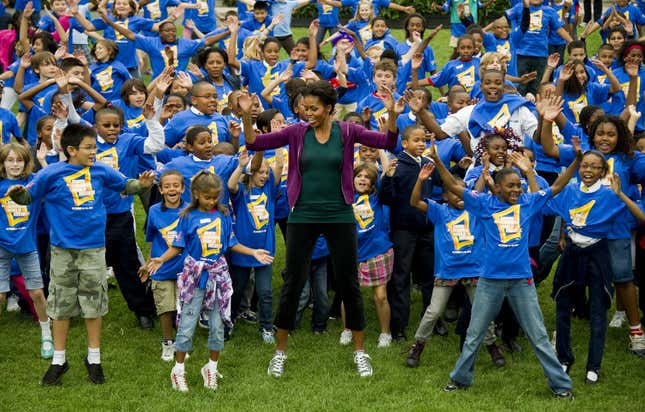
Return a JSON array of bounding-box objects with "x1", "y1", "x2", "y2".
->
[{"x1": 47, "y1": 247, "x2": 108, "y2": 320}]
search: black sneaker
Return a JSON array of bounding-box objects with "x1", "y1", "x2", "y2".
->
[
  {"x1": 443, "y1": 380, "x2": 468, "y2": 392},
  {"x1": 393, "y1": 331, "x2": 407, "y2": 343},
  {"x1": 84, "y1": 358, "x2": 106, "y2": 384},
  {"x1": 42, "y1": 362, "x2": 69, "y2": 386},
  {"x1": 433, "y1": 319, "x2": 449, "y2": 337},
  {"x1": 406, "y1": 341, "x2": 425, "y2": 368},
  {"x1": 486, "y1": 344, "x2": 506, "y2": 367},
  {"x1": 553, "y1": 390, "x2": 574, "y2": 399}
]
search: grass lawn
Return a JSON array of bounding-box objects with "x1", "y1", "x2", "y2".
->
[{"x1": 0, "y1": 27, "x2": 643, "y2": 412}]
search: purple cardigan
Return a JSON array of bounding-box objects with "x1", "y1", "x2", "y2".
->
[{"x1": 246, "y1": 122, "x2": 398, "y2": 209}]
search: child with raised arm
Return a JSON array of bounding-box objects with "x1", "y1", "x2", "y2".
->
[
  {"x1": 427, "y1": 133, "x2": 579, "y2": 398},
  {"x1": 142, "y1": 170, "x2": 273, "y2": 391},
  {"x1": 7, "y1": 124, "x2": 155, "y2": 386}
]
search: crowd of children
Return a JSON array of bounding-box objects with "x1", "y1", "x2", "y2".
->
[{"x1": 0, "y1": 0, "x2": 644, "y2": 398}]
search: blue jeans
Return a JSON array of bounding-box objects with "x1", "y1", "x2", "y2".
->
[
  {"x1": 450, "y1": 278, "x2": 572, "y2": 393},
  {"x1": 295, "y1": 257, "x2": 330, "y2": 332},
  {"x1": 175, "y1": 288, "x2": 224, "y2": 353},
  {"x1": 0, "y1": 248, "x2": 43, "y2": 293},
  {"x1": 230, "y1": 265, "x2": 273, "y2": 330}
]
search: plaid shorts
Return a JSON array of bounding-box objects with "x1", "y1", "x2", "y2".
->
[{"x1": 358, "y1": 248, "x2": 394, "y2": 287}]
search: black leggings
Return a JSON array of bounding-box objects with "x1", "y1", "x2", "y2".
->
[{"x1": 274, "y1": 222, "x2": 365, "y2": 331}]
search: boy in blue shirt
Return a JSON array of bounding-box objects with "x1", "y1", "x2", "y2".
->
[
  {"x1": 241, "y1": 1, "x2": 272, "y2": 33},
  {"x1": 7, "y1": 124, "x2": 155, "y2": 386}
]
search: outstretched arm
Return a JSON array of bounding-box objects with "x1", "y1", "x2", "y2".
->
[
  {"x1": 410, "y1": 163, "x2": 434, "y2": 213},
  {"x1": 550, "y1": 141, "x2": 582, "y2": 196},
  {"x1": 611, "y1": 173, "x2": 645, "y2": 221},
  {"x1": 427, "y1": 136, "x2": 465, "y2": 198}
]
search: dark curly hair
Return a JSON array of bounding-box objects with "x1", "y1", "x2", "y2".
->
[{"x1": 588, "y1": 115, "x2": 633, "y2": 157}]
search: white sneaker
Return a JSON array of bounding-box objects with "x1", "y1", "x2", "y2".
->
[
  {"x1": 6, "y1": 295, "x2": 19, "y2": 312},
  {"x1": 377, "y1": 333, "x2": 392, "y2": 348},
  {"x1": 261, "y1": 329, "x2": 275, "y2": 344},
  {"x1": 609, "y1": 311, "x2": 626, "y2": 328},
  {"x1": 354, "y1": 350, "x2": 373, "y2": 377},
  {"x1": 161, "y1": 340, "x2": 175, "y2": 362},
  {"x1": 170, "y1": 368, "x2": 188, "y2": 392},
  {"x1": 339, "y1": 329, "x2": 353, "y2": 345},
  {"x1": 267, "y1": 351, "x2": 287, "y2": 377},
  {"x1": 629, "y1": 333, "x2": 645, "y2": 357},
  {"x1": 201, "y1": 364, "x2": 222, "y2": 390}
]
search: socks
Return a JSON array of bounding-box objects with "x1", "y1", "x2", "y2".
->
[
  {"x1": 52, "y1": 350, "x2": 66, "y2": 366},
  {"x1": 629, "y1": 324, "x2": 644, "y2": 337},
  {"x1": 173, "y1": 361, "x2": 185, "y2": 373},
  {"x1": 87, "y1": 347, "x2": 101, "y2": 364},
  {"x1": 208, "y1": 359, "x2": 218, "y2": 370},
  {"x1": 40, "y1": 320, "x2": 52, "y2": 339}
]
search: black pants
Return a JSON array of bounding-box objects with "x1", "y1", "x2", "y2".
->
[
  {"x1": 388, "y1": 229, "x2": 434, "y2": 335},
  {"x1": 106, "y1": 212, "x2": 155, "y2": 317},
  {"x1": 516, "y1": 55, "x2": 547, "y2": 96},
  {"x1": 583, "y1": 0, "x2": 602, "y2": 23},
  {"x1": 275, "y1": 35, "x2": 295, "y2": 55},
  {"x1": 274, "y1": 222, "x2": 365, "y2": 331}
]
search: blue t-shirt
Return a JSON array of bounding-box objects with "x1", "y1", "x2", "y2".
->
[
  {"x1": 230, "y1": 173, "x2": 277, "y2": 267},
  {"x1": 396, "y1": 40, "x2": 437, "y2": 74},
  {"x1": 364, "y1": 34, "x2": 399, "y2": 55},
  {"x1": 358, "y1": 91, "x2": 402, "y2": 130},
  {"x1": 613, "y1": 65, "x2": 645, "y2": 132},
  {"x1": 463, "y1": 188, "x2": 552, "y2": 279},
  {"x1": 141, "y1": 0, "x2": 180, "y2": 24},
  {"x1": 507, "y1": 3, "x2": 564, "y2": 57},
  {"x1": 164, "y1": 109, "x2": 231, "y2": 147},
  {"x1": 110, "y1": 99, "x2": 147, "y2": 136},
  {"x1": 353, "y1": 193, "x2": 393, "y2": 262},
  {"x1": 134, "y1": 35, "x2": 205, "y2": 78},
  {"x1": 0, "y1": 177, "x2": 40, "y2": 254},
  {"x1": 425, "y1": 199, "x2": 484, "y2": 280},
  {"x1": 483, "y1": 33, "x2": 518, "y2": 76},
  {"x1": 173, "y1": 209, "x2": 237, "y2": 288},
  {"x1": 265, "y1": 149, "x2": 289, "y2": 219},
  {"x1": 26, "y1": 162, "x2": 128, "y2": 249},
  {"x1": 90, "y1": 60, "x2": 132, "y2": 102},
  {"x1": 239, "y1": 59, "x2": 305, "y2": 109},
  {"x1": 145, "y1": 202, "x2": 185, "y2": 281},
  {"x1": 0, "y1": 109, "x2": 22, "y2": 144},
  {"x1": 597, "y1": 4, "x2": 645, "y2": 41},
  {"x1": 429, "y1": 58, "x2": 480, "y2": 93},
  {"x1": 92, "y1": 15, "x2": 155, "y2": 68},
  {"x1": 161, "y1": 154, "x2": 238, "y2": 205},
  {"x1": 562, "y1": 81, "x2": 610, "y2": 125},
  {"x1": 185, "y1": 0, "x2": 217, "y2": 33}
]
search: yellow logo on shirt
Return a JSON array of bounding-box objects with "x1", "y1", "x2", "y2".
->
[
  {"x1": 63, "y1": 167, "x2": 95, "y2": 207},
  {"x1": 607, "y1": 157, "x2": 614, "y2": 174},
  {"x1": 162, "y1": 45, "x2": 179, "y2": 69},
  {"x1": 488, "y1": 104, "x2": 511, "y2": 130},
  {"x1": 147, "y1": 0, "x2": 161, "y2": 19},
  {"x1": 115, "y1": 19, "x2": 129, "y2": 41},
  {"x1": 359, "y1": 26, "x2": 373, "y2": 44},
  {"x1": 207, "y1": 121, "x2": 220, "y2": 144},
  {"x1": 197, "y1": 0, "x2": 208, "y2": 15},
  {"x1": 456, "y1": 65, "x2": 475, "y2": 92},
  {"x1": 248, "y1": 192, "x2": 269, "y2": 230},
  {"x1": 261, "y1": 66, "x2": 281, "y2": 96},
  {"x1": 552, "y1": 122, "x2": 564, "y2": 144},
  {"x1": 597, "y1": 74, "x2": 607, "y2": 85},
  {"x1": 621, "y1": 77, "x2": 640, "y2": 102},
  {"x1": 493, "y1": 204, "x2": 521, "y2": 243},
  {"x1": 95, "y1": 66, "x2": 114, "y2": 91},
  {"x1": 198, "y1": 218, "x2": 222, "y2": 257},
  {"x1": 529, "y1": 10, "x2": 543, "y2": 31},
  {"x1": 127, "y1": 114, "x2": 145, "y2": 130},
  {"x1": 446, "y1": 211, "x2": 474, "y2": 250},
  {"x1": 353, "y1": 194, "x2": 374, "y2": 230},
  {"x1": 0, "y1": 196, "x2": 29, "y2": 226},
  {"x1": 570, "y1": 200, "x2": 595, "y2": 227},
  {"x1": 567, "y1": 95, "x2": 588, "y2": 123},
  {"x1": 96, "y1": 147, "x2": 119, "y2": 170},
  {"x1": 159, "y1": 218, "x2": 179, "y2": 248}
]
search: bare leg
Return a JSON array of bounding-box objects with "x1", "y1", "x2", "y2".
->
[
  {"x1": 28, "y1": 288, "x2": 48, "y2": 323},
  {"x1": 160, "y1": 312, "x2": 175, "y2": 340},
  {"x1": 84, "y1": 317, "x2": 102, "y2": 348},
  {"x1": 616, "y1": 282, "x2": 640, "y2": 326},
  {"x1": 373, "y1": 285, "x2": 391, "y2": 334},
  {"x1": 53, "y1": 319, "x2": 70, "y2": 351},
  {"x1": 275, "y1": 327, "x2": 289, "y2": 352}
]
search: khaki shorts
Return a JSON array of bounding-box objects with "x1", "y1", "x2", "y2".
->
[
  {"x1": 152, "y1": 280, "x2": 178, "y2": 315},
  {"x1": 47, "y1": 247, "x2": 108, "y2": 320}
]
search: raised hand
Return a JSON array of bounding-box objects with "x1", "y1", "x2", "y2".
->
[
  {"x1": 625, "y1": 61, "x2": 640, "y2": 77},
  {"x1": 175, "y1": 72, "x2": 193, "y2": 90},
  {"x1": 481, "y1": 152, "x2": 491, "y2": 171},
  {"x1": 142, "y1": 102, "x2": 156, "y2": 119},
  {"x1": 138, "y1": 170, "x2": 157, "y2": 189},
  {"x1": 229, "y1": 120, "x2": 242, "y2": 138},
  {"x1": 50, "y1": 101, "x2": 69, "y2": 120},
  {"x1": 519, "y1": 71, "x2": 538, "y2": 84},
  {"x1": 629, "y1": 104, "x2": 642, "y2": 122},
  {"x1": 571, "y1": 135, "x2": 582, "y2": 159},
  {"x1": 238, "y1": 150, "x2": 250, "y2": 168},
  {"x1": 547, "y1": 52, "x2": 560, "y2": 69},
  {"x1": 418, "y1": 162, "x2": 435, "y2": 180},
  {"x1": 458, "y1": 156, "x2": 473, "y2": 169},
  {"x1": 360, "y1": 106, "x2": 372, "y2": 124},
  {"x1": 309, "y1": 19, "x2": 320, "y2": 36},
  {"x1": 558, "y1": 61, "x2": 574, "y2": 82},
  {"x1": 427, "y1": 24, "x2": 443, "y2": 40},
  {"x1": 403, "y1": 89, "x2": 424, "y2": 113},
  {"x1": 509, "y1": 151, "x2": 532, "y2": 173},
  {"x1": 237, "y1": 92, "x2": 257, "y2": 115},
  {"x1": 411, "y1": 53, "x2": 423, "y2": 71},
  {"x1": 590, "y1": 58, "x2": 609, "y2": 73},
  {"x1": 384, "y1": 159, "x2": 398, "y2": 177},
  {"x1": 609, "y1": 172, "x2": 622, "y2": 194}
]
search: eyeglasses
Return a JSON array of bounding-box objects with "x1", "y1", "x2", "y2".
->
[{"x1": 193, "y1": 94, "x2": 218, "y2": 100}]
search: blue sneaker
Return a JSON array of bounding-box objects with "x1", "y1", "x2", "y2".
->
[{"x1": 41, "y1": 337, "x2": 54, "y2": 359}]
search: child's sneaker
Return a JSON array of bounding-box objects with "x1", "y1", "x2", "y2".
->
[
  {"x1": 6, "y1": 295, "x2": 19, "y2": 312},
  {"x1": 41, "y1": 337, "x2": 54, "y2": 359},
  {"x1": 170, "y1": 367, "x2": 189, "y2": 392},
  {"x1": 84, "y1": 358, "x2": 106, "y2": 384},
  {"x1": 161, "y1": 340, "x2": 175, "y2": 362},
  {"x1": 339, "y1": 329, "x2": 352, "y2": 345},
  {"x1": 267, "y1": 351, "x2": 287, "y2": 378},
  {"x1": 198, "y1": 312, "x2": 209, "y2": 329},
  {"x1": 41, "y1": 362, "x2": 69, "y2": 386},
  {"x1": 609, "y1": 311, "x2": 627, "y2": 328},
  {"x1": 200, "y1": 364, "x2": 222, "y2": 390},
  {"x1": 239, "y1": 310, "x2": 257, "y2": 323},
  {"x1": 353, "y1": 350, "x2": 373, "y2": 377},
  {"x1": 377, "y1": 333, "x2": 392, "y2": 348},
  {"x1": 261, "y1": 329, "x2": 275, "y2": 344},
  {"x1": 629, "y1": 333, "x2": 645, "y2": 357}
]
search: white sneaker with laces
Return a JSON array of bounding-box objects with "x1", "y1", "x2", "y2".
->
[
  {"x1": 261, "y1": 329, "x2": 275, "y2": 344},
  {"x1": 6, "y1": 295, "x2": 19, "y2": 312},
  {"x1": 609, "y1": 311, "x2": 626, "y2": 328},
  {"x1": 629, "y1": 333, "x2": 645, "y2": 357},
  {"x1": 170, "y1": 368, "x2": 188, "y2": 392},
  {"x1": 201, "y1": 364, "x2": 222, "y2": 390},
  {"x1": 354, "y1": 350, "x2": 373, "y2": 377},
  {"x1": 267, "y1": 351, "x2": 287, "y2": 377},
  {"x1": 377, "y1": 333, "x2": 392, "y2": 348},
  {"x1": 339, "y1": 329, "x2": 353, "y2": 345},
  {"x1": 161, "y1": 340, "x2": 175, "y2": 362}
]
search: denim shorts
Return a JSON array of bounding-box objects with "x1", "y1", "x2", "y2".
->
[
  {"x1": 0, "y1": 248, "x2": 43, "y2": 293},
  {"x1": 608, "y1": 238, "x2": 634, "y2": 283}
]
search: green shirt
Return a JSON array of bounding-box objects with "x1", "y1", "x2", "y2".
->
[{"x1": 288, "y1": 123, "x2": 354, "y2": 223}]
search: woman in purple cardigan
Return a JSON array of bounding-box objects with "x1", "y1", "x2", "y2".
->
[{"x1": 239, "y1": 80, "x2": 402, "y2": 378}]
